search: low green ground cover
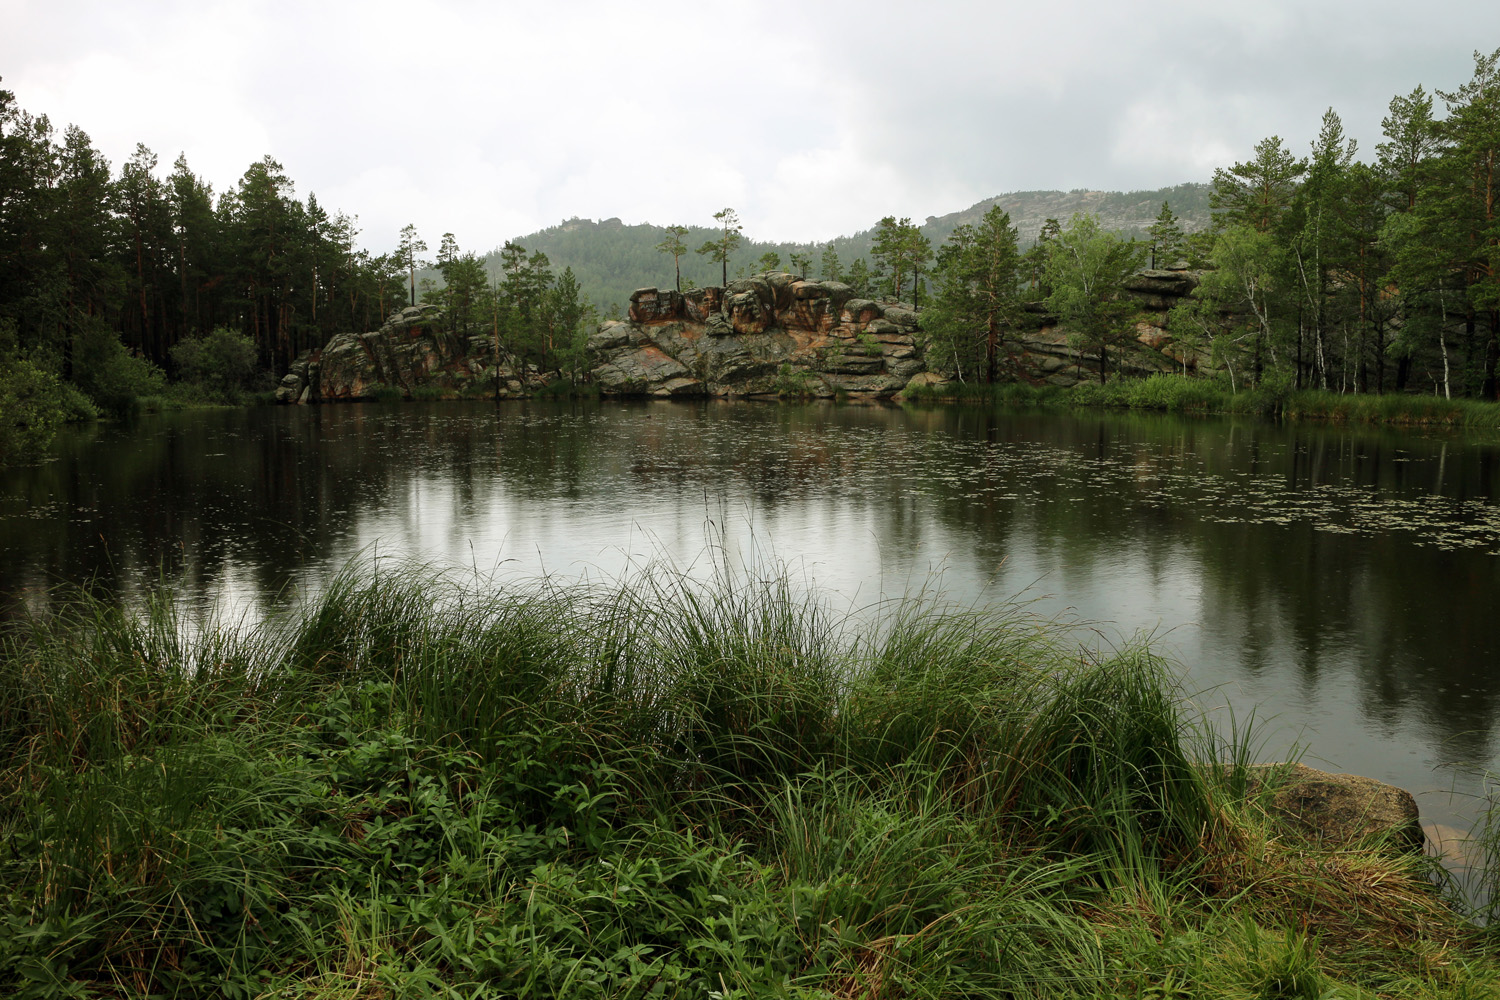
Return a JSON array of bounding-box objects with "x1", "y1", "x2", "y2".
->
[
  {"x1": 0, "y1": 565, "x2": 1494, "y2": 998},
  {"x1": 904, "y1": 373, "x2": 1500, "y2": 428}
]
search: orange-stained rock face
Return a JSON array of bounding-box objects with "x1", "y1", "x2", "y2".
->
[
  {"x1": 840, "y1": 299, "x2": 884, "y2": 326},
  {"x1": 727, "y1": 290, "x2": 773, "y2": 335},
  {"x1": 1135, "y1": 322, "x2": 1173, "y2": 351},
  {"x1": 787, "y1": 296, "x2": 840, "y2": 332},
  {"x1": 629, "y1": 287, "x2": 684, "y2": 324}
]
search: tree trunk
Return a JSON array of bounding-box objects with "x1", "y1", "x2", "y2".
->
[
  {"x1": 1485, "y1": 310, "x2": 1500, "y2": 400},
  {"x1": 985, "y1": 311, "x2": 997, "y2": 384}
]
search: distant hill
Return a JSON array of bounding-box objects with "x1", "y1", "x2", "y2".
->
[
  {"x1": 477, "y1": 184, "x2": 1213, "y2": 314},
  {"x1": 919, "y1": 183, "x2": 1212, "y2": 249}
]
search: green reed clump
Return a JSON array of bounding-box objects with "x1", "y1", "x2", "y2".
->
[
  {"x1": 1282, "y1": 389, "x2": 1500, "y2": 428},
  {"x1": 0, "y1": 563, "x2": 1492, "y2": 998},
  {"x1": 922, "y1": 372, "x2": 1500, "y2": 431}
]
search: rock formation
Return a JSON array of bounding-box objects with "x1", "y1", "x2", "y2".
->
[
  {"x1": 588, "y1": 273, "x2": 926, "y2": 398},
  {"x1": 276, "y1": 305, "x2": 542, "y2": 404},
  {"x1": 994, "y1": 267, "x2": 1202, "y2": 388},
  {"x1": 276, "y1": 267, "x2": 1211, "y2": 402},
  {"x1": 1248, "y1": 763, "x2": 1425, "y2": 851}
]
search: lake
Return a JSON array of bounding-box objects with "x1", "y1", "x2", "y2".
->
[{"x1": 4, "y1": 399, "x2": 1498, "y2": 841}]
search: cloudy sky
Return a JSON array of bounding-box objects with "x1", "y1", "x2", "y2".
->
[{"x1": 5, "y1": 0, "x2": 1498, "y2": 254}]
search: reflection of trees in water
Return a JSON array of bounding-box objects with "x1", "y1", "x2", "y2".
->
[
  {"x1": 4, "y1": 401, "x2": 1497, "y2": 767},
  {"x1": 887, "y1": 407, "x2": 1500, "y2": 762}
]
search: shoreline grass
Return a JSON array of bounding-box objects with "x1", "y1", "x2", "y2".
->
[
  {"x1": 0, "y1": 564, "x2": 1491, "y2": 998},
  {"x1": 903, "y1": 373, "x2": 1500, "y2": 429}
]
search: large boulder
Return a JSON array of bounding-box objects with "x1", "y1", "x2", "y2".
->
[
  {"x1": 786, "y1": 280, "x2": 854, "y2": 332},
  {"x1": 1122, "y1": 269, "x2": 1201, "y2": 298},
  {"x1": 1248, "y1": 763, "x2": 1424, "y2": 851},
  {"x1": 724, "y1": 277, "x2": 777, "y2": 335},
  {"x1": 629, "y1": 287, "x2": 684, "y2": 324},
  {"x1": 303, "y1": 305, "x2": 512, "y2": 401},
  {"x1": 841, "y1": 299, "x2": 883, "y2": 326},
  {"x1": 683, "y1": 286, "x2": 722, "y2": 323},
  {"x1": 587, "y1": 275, "x2": 931, "y2": 397},
  {"x1": 593, "y1": 345, "x2": 700, "y2": 395}
]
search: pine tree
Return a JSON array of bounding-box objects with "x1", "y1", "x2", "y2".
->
[
  {"x1": 1146, "y1": 202, "x2": 1185, "y2": 269},
  {"x1": 398, "y1": 223, "x2": 428, "y2": 314},
  {"x1": 1043, "y1": 213, "x2": 1144, "y2": 385},
  {"x1": 1211, "y1": 136, "x2": 1307, "y2": 233},
  {"x1": 926, "y1": 205, "x2": 1021, "y2": 382},
  {"x1": 695, "y1": 208, "x2": 742, "y2": 287},
  {"x1": 654, "y1": 224, "x2": 689, "y2": 292}
]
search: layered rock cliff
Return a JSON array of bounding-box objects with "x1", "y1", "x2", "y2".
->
[
  {"x1": 1007, "y1": 268, "x2": 1202, "y2": 387},
  {"x1": 276, "y1": 268, "x2": 1207, "y2": 402},
  {"x1": 588, "y1": 273, "x2": 926, "y2": 398},
  {"x1": 276, "y1": 305, "x2": 543, "y2": 404}
]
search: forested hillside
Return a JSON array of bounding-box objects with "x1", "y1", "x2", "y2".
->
[
  {"x1": 5, "y1": 44, "x2": 1500, "y2": 464},
  {"x1": 495, "y1": 185, "x2": 1213, "y2": 313}
]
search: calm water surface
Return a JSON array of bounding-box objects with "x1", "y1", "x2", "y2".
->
[{"x1": 4, "y1": 400, "x2": 1499, "y2": 836}]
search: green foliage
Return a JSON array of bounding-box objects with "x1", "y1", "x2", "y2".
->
[
  {"x1": 1147, "y1": 201, "x2": 1186, "y2": 268},
  {"x1": 1043, "y1": 214, "x2": 1145, "y2": 384},
  {"x1": 0, "y1": 562, "x2": 1486, "y2": 998},
  {"x1": 775, "y1": 362, "x2": 820, "y2": 397},
  {"x1": 871, "y1": 215, "x2": 933, "y2": 305},
  {"x1": 0, "y1": 361, "x2": 64, "y2": 462},
  {"x1": 695, "y1": 207, "x2": 743, "y2": 288},
  {"x1": 1174, "y1": 224, "x2": 1282, "y2": 391},
  {"x1": 1210, "y1": 135, "x2": 1308, "y2": 234},
  {"x1": 654, "y1": 224, "x2": 690, "y2": 292},
  {"x1": 69, "y1": 322, "x2": 168, "y2": 417},
  {"x1": 169, "y1": 326, "x2": 260, "y2": 402},
  {"x1": 818, "y1": 244, "x2": 842, "y2": 282},
  {"x1": 844, "y1": 257, "x2": 876, "y2": 297},
  {"x1": 925, "y1": 205, "x2": 1022, "y2": 383}
]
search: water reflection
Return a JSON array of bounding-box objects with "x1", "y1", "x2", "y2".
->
[{"x1": 3, "y1": 400, "x2": 1498, "y2": 829}]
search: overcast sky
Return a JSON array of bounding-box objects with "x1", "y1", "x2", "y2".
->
[{"x1": 5, "y1": 0, "x2": 1499, "y2": 255}]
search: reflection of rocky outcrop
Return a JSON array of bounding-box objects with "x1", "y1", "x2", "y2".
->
[
  {"x1": 277, "y1": 305, "x2": 542, "y2": 403},
  {"x1": 589, "y1": 273, "x2": 926, "y2": 398}
]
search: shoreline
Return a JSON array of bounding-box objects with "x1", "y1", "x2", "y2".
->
[{"x1": 2, "y1": 564, "x2": 1494, "y2": 996}]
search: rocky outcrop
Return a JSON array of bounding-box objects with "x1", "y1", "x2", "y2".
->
[
  {"x1": 987, "y1": 268, "x2": 1203, "y2": 388},
  {"x1": 276, "y1": 305, "x2": 543, "y2": 403},
  {"x1": 1248, "y1": 763, "x2": 1424, "y2": 851},
  {"x1": 589, "y1": 273, "x2": 926, "y2": 397},
  {"x1": 278, "y1": 266, "x2": 1211, "y2": 401}
]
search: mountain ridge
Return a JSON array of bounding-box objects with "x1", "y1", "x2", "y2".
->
[{"x1": 478, "y1": 183, "x2": 1213, "y2": 313}]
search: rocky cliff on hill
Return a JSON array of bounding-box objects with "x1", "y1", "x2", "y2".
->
[
  {"x1": 275, "y1": 268, "x2": 1207, "y2": 402},
  {"x1": 588, "y1": 273, "x2": 926, "y2": 398}
]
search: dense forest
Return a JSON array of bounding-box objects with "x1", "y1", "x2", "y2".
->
[
  {"x1": 0, "y1": 79, "x2": 592, "y2": 459},
  {"x1": 919, "y1": 49, "x2": 1500, "y2": 398},
  {"x1": 4, "y1": 46, "x2": 1500, "y2": 462}
]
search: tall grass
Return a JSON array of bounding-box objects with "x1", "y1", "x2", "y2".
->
[
  {"x1": 907, "y1": 372, "x2": 1500, "y2": 429},
  {"x1": 0, "y1": 563, "x2": 1487, "y2": 998}
]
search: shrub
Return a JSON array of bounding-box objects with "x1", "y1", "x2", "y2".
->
[
  {"x1": 169, "y1": 327, "x2": 261, "y2": 403},
  {"x1": 0, "y1": 351, "x2": 70, "y2": 464},
  {"x1": 70, "y1": 323, "x2": 167, "y2": 417},
  {"x1": 365, "y1": 383, "x2": 406, "y2": 403}
]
